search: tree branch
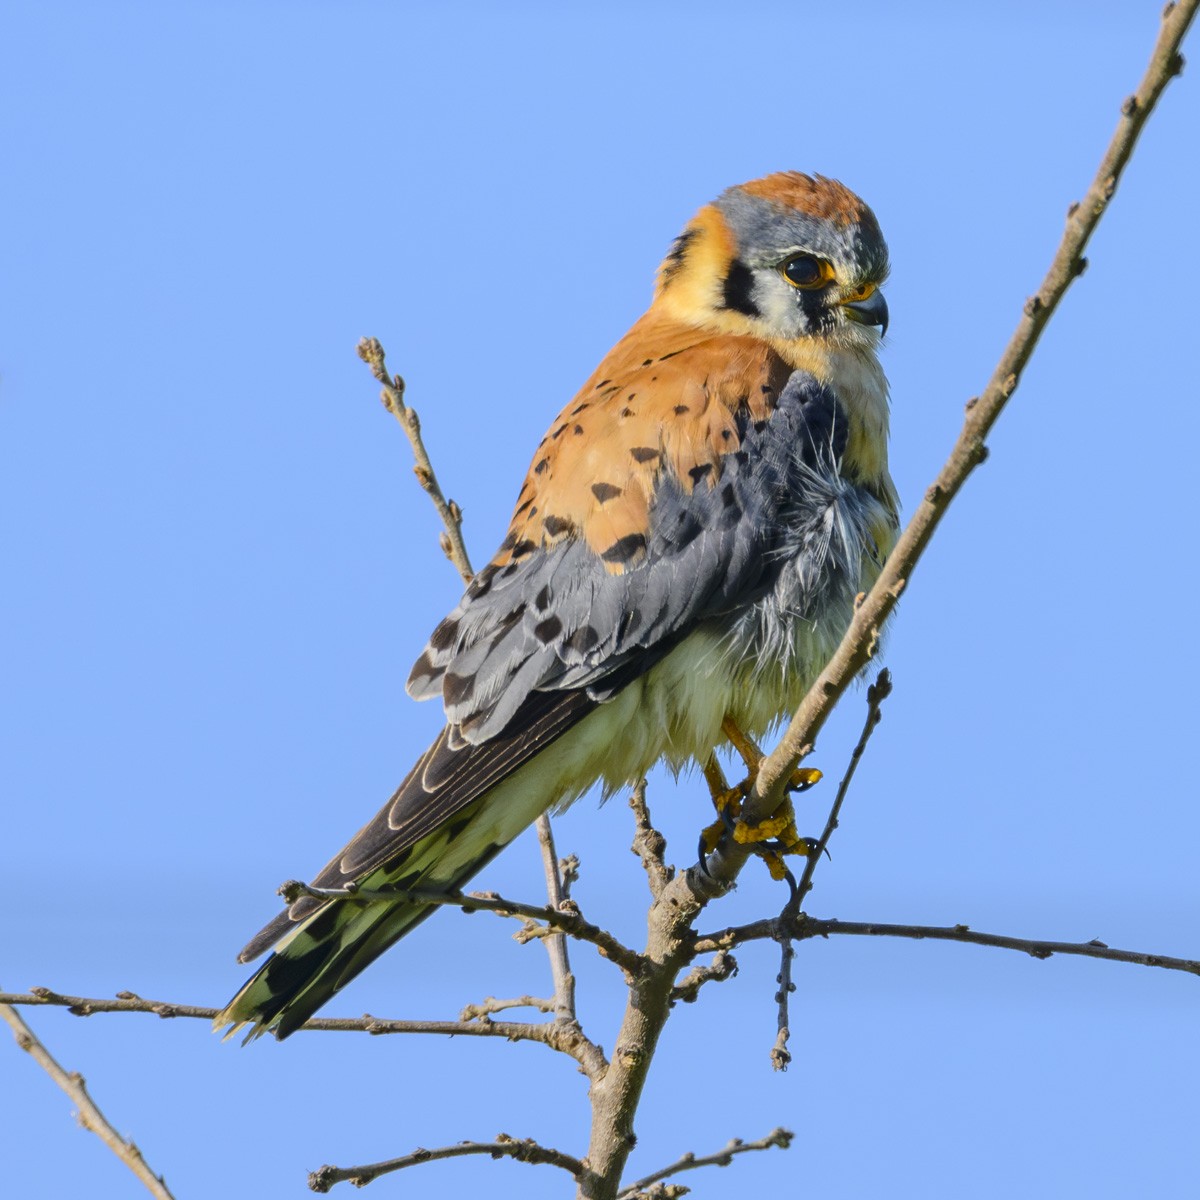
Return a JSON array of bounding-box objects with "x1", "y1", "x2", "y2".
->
[
  {"x1": 0, "y1": 1001, "x2": 177, "y2": 1200},
  {"x1": 277, "y1": 879, "x2": 646, "y2": 980},
  {"x1": 356, "y1": 335, "x2": 475, "y2": 583},
  {"x1": 0, "y1": 989, "x2": 607, "y2": 1074},
  {"x1": 536, "y1": 812, "x2": 579, "y2": 1021},
  {"x1": 629, "y1": 780, "x2": 672, "y2": 899},
  {"x1": 459, "y1": 995, "x2": 555, "y2": 1020},
  {"x1": 308, "y1": 1133, "x2": 586, "y2": 1193},
  {"x1": 616, "y1": 1127, "x2": 793, "y2": 1199},
  {"x1": 693, "y1": 917, "x2": 1200, "y2": 979},
  {"x1": 792, "y1": 668, "x2": 892, "y2": 911},
  {"x1": 729, "y1": 0, "x2": 1200, "y2": 839},
  {"x1": 669, "y1": 950, "x2": 738, "y2": 1005}
]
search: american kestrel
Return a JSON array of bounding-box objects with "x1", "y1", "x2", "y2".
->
[{"x1": 217, "y1": 172, "x2": 899, "y2": 1040}]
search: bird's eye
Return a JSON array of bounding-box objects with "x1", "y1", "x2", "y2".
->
[{"x1": 781, "y1": 255, "x2": 831, "y2": 289}]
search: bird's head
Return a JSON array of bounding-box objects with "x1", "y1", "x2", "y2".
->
[{"x1": 655, "y1": 171, "x2": 889, "y2": 350}]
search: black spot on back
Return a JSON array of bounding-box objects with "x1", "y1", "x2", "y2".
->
[
  {"x1": 592, "y1": 482, "x2": 621, "y2": 503},
  {"x1": 630, "y1": 446, "x2": 659, "y2": 464},
  {"x1": 688, "y1": 463, "x2": 714, "y2": 485},
  {"x1": 543, "y1": 514, "x2": 572, "y2": 537}
]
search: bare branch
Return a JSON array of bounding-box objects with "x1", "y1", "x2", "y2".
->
[
  {"x1": 629, "y1": 780, "x2": 672, "y2": 898},
  {"x1": 536, "y1": 813, "x2": 579, "y2": 1020},
  {"x1": 356, "y1": 335, "x2": 475, "y2": 583},
  {"x1": 0, "y1": 989, "x2": 606, "y2": 1072},
  {"x1": 728, "y1": 0, "x2": 1200, "y2": 839},
  {"x1": 792, "y1": 668, "x2": 893, "y2": 911},
  {"x1": 770, "y1": 939, "x2": 795, "y2": 1072},
  {"x1": 0, "y1": 1002, "x2": 176, "y2": 1200},
  {"x1": 692, "y1": 917, "x2": 1200, "y2": 980},
  {"x1": 670, "y1": 951, "x2": 738, "y2": 1005},
  {"x1": 309, "y1": 1132, "x2": 586, "y2": 1193},
  {"x1": 801, "y1": 919, "x2": 1200, "y2": 977},
  {"x1": 459, "y1": 995, "x2": 555, "y2": 1021},
  {"x1": 277, "y1": 879, "x2": 647, "y2": 980},
  {"x1": 616, "y1": 1128, "x2": 793, "y2": 1199}
]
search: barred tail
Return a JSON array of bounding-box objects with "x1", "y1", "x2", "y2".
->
[{"x1": 213, "y1": 833, "x2": 505, "y2": 1042}]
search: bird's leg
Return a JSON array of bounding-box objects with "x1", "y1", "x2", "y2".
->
[
  {"x1": 699, "y1": 755, "x2": 741, "y2": 857},
  {"x1": 719, "y1": 717, "x2": 824, "y2": 880}
]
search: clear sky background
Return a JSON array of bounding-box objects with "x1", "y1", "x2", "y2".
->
[{"x1": 3, "y1": 3, "x2": 1198, "y2": 1197}]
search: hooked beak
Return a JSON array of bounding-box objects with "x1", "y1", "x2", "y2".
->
[{"x1": 840, "y1": 287, "x2": 889, "y2": 337}]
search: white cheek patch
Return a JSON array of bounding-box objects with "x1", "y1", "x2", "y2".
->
[{"x1": 758, "y1": 278, "x2": 810, "y2": 338}]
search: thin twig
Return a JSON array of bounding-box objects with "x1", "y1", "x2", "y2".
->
[
  {"x1": 0, "y1": 989, "x2": 606, "y2": 1072},
  {"x1": 629, "y1": 780, "x2": 672, "y2": 898},
  {"x1": 277, "y1": 879, "x2": 646, "y2": 980},
  {"x1": 309, "y1": 1133, "x2": 586, "y2": 1193},
  {"x1": 691, "y1": 918, "x2": 1200, "y2": 979},
  {"x1": 670, "y1": 951, "x2": 738, "y2": 1005},
  {"x1": 800, "y1": 919, "x2": 1200, "y2": 975},
  {"x1": 770, "y1": 939, "x2": 795, "y2": 1072},
  {"x1": 765, "y1": 669, "x2": 890, "y2": 1069},
  {"x1": 729, "y1": 0, "x2": 1200, "y2": 837},
  {"x1": 459, "y1": 995, "x2": 556, "y2": 1020},
  {"x1": 616, "y1": 1128, "x2": 793, "y2": 1199},
  {"x1": 0, "y1": 1002, "x2": 176, "y2": 1200},
  {"x1": 792, "y1": 668, "x2": 892, "y2": 912},
  {"x1": 536, "y1": 813, "x2": 578, "y2": 1020},
  {"x1": 356, "y1": 335, "x2": 475, "y2": 583}
]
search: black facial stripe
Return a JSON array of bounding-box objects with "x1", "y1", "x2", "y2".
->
[
  {"x1": 796, "y1": 288, "x2": 836, "y2": 334},
  {"x1": 719, "y1": 259, "x2": 760, "y2": 318}
]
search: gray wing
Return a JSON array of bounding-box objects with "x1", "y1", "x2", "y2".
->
[{"x1": 408, "y1": 369, "x2": 851, "y2": 741}]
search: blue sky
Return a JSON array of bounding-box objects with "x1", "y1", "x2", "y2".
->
[{"x1": 3, "y1": 2, "x2": 1199, "y2": 1197}]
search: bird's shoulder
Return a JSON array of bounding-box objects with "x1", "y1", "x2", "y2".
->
[{"x1": 497, "y1": 310, "x2": 794, "y2": 575}]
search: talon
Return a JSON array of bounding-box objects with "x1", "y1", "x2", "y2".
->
[{"x1": 788, "y1": 767, "x2": 823, "y2": 793}]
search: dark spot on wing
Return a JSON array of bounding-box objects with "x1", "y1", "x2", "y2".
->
[
  {"x1": 409, "y1": 649, "x2": 438, "y2": 682},
  {"x1": 543, "y1": 514, "x2": 572, "y2": 537},
  {"x1": 688, "y1": 463, "x2": 714, "y2": 485},
  {"x1": 567, "y1": 625, "x2": 600, "y2": 653},
  {"x1": 535, "y1": 615, "x2": 564, "y2": 643},
  {"x1": 443, "y1": 672, "x2": 475, "y2": 705},
  {"x1": 429, "y1": 617, "x2": 460, "y2": 651},
  {"x1": 601, "y1": 533, "x2": 647, "y2": 564},
  {"x1": 630, "y1": 446, "x2": 659, "y2": 464}
]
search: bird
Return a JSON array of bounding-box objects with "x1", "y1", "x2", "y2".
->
[{"x1": 215, "y1": 171, "x2": 900, "y2": 1041}]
